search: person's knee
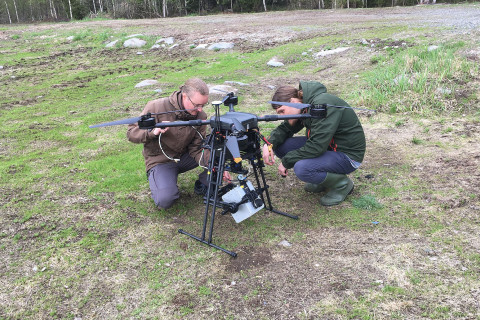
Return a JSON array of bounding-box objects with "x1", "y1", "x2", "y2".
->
[
  {"x1": 152, "y1": 189, "x2": 178, "y2": 209},
  {"x1": 294, "y1": 161, "x2": 327, "y2": 184},
  {"x1": 293, "y1": 162, "x2": 310, "y2": 181}
]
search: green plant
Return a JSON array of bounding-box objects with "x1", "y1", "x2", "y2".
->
[
  {"x1": 351, "y1": 195, "x2": 383, "y2": 210},
  {"x1": 412, "y1": 137, "x2": 423, "y2": 144}
]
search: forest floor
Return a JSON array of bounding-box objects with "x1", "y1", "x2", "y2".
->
[{"x1": 1, "y1": 3, "x2": 480, "y2": 320}]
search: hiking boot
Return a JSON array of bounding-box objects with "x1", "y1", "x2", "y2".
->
[{"x1": 316, "y1": 173, "x2": 354, "y2": 206}]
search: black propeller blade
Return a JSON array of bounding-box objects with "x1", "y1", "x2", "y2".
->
[
  {"x1": 231, "y1": 118, "x2": 246, "y2": 133},
  {"x1": 268, "y1": 101, "x2": 311, "y2": 109},
  {"x1": 89, "y1": 116, "x2": 143, "y2": 128},
  {"x1": 268, "y1": 101, "x2": 375, "y2": 113},
  {"x1": 226, "y1": 136, "x2": 242, "y2": 163}
]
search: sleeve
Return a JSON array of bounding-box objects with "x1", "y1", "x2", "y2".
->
[
  {"x1": 281, "y1": 109, "x2": 343, "y2": 169},
  {"x1": 126, "y1": 101, "x2": 158, "y2": 144},
  {"x1": 268, "y1": 120, "x2": 304, "y2": 149}
]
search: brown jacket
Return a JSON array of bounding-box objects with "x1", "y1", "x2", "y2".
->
[{"x1": 127, "y1": 91, "x2": 209, "y2": 172}]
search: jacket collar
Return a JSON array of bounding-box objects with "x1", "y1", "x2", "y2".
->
[{"x1": 169, "y1": 91, "x2": 198, "y2": 120}]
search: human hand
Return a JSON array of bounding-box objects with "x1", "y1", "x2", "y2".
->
[
  {"x1": 223, "y1": 171, "x2": 232, "y2": 182},
  {"x1": 262, "y1": 144, "x2": 275, "y2": 165},
  {"x1": 278, "y1": 163, "x2": 288, "y2": 177},
  {"x1": 152, "y1": 121, "x2": 170, "y2": 135}
]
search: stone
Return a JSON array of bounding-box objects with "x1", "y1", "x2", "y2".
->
[
  {"x1": 156, "y1": 37, "x2": 175, "y2": 45},
  {"x1": 209, "y1": 85, "x2": 237, "y2": 96},
  {"x1": 194, "y1": 44, "x2": 208, "y2": 50},
  {"x1": 123, "y1": 38, "x2": 146, "y2": 48},
  {"x1": 126, "y1": 34, "x2": 143, "y2": 38},
  {"x1": 224, "y1": 81, "x2": 249, "y2": 86},
  {"x1": 278, "y1": 240, "x2": 292, "y2": 247},
  {"x1": 207, "y1": 42, "x2": 234, "y2": 50},
  {"x1": 428, "y1": 45, "x2": 440, "y2": 52},
  {"x1": 135, "y1": 80, "x2": 159, "y2": 88},
  {"x1": 105, "y1": 40, "x2": 118, "y2": 48},
  {"x1": 315, "y1": 47, "x2": 351, "y2": 57},
  {"x1": 267, "y1": 58, "x2": 284, "y2": 67}
]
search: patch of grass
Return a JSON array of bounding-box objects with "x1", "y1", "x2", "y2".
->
[
  {"x1": 411, "y1": 136, "x2": 423, "y2": 144},
  {"x1": 351, "y1": 195, "x2": 383, "y2": 210},
  {"x1": 353, "y1": 41, "x2": 479, "y2": 115}
]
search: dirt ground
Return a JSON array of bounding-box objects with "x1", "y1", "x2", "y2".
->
[
  {"x1": 15, "y1": 5, "x2": 480, "y2": 47},
  {"x1": 2, "y1": 4, "x2": 480, "y2": 319}
]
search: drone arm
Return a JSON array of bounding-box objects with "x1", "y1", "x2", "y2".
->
[
  {"x1": 154, "y1": 119, "x2": 209, "y2": 128},
  {"x1": 258, "y1": 114, "x2": 318, "y2": 122},
  {"x1": 127, "y1": 122, "x2": 157, "y2": 144}
]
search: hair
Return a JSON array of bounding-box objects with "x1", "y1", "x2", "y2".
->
[
  {"x1": 271, "y1": 86, "x2": 303, "y2": 109},
  {"x1": 180, "y1": 78, "x2": 209, "y2": 96}
]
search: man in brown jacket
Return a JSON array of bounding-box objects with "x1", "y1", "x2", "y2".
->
[{"x1": 127, "y1": 78, "x2": 210, "y2": 209}]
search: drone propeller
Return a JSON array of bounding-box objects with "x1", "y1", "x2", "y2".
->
[
  {"x1": 231, "y1": 118, "x2": 246, "y2": 133},
  {"x1": 89, "y1": 108, "x2": 204, "y2": 129},
  {"x1": 89, "y1": 116, "x2": 143, "y2": 128},
  {"x1": 226, "y1": 136, "x2": 242, "y2": 163},
  {"x1": 268, "y1": 101, "x2": 375, "y2": 112},
  {"x1": 268, "y1": 101, "x2": 311, "y2": 109}
]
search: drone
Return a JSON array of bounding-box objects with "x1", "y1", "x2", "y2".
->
[{"x1": 90, "y1": 92, "x2": 362, "y2": 257}]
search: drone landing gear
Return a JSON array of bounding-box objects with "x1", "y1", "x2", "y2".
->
[{"x1": 178, "y1": 141, "x2": 298, "y2": 258}]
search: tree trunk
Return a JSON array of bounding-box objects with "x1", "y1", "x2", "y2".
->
[
  {"x1": 92, "y1": 0, "x2": 97, "y2": 14},
  {"x1": 68, "y1": 0, "x2": 73, "y2": 19},
  {"x1": 49, "y1": 0, "x2": 56, "y2": 19},
  {"x1": 13, "y1": 0, "x2": 19, "y2": 22},
  {"x1": 347, "y1": 0, "x2": 349, "y2": 8},
  {"x1": 262, "y1": 0, "x2": 266, "y2": 11},
  {"x1": 111, "y1": 0, "x2": 116, "y2": 18},
  {"x1": 4, "y1": 0, "x2": 12, "y2": 23},
  {"x1": 163, "y1": 0, "x2": 166, "y2": 17},
  {"x1": 29, "y1": 0, "x2": 34, "y2": 21}
]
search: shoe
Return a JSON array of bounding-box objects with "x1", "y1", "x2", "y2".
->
[
  {"x1": 194, "y1": 180, "x2": 208, "y2": 196},
  {"x1": 319, "y1": 173, "x2": 354, "y2": 206},
  {"x1": 304, "y1": 183, "x2": 326, "y2": 193}
]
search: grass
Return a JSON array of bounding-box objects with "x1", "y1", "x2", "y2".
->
[
  {"x1": 1, "y1": 6, "x2": 480, "y2": 320},
  {"x1": 353, "y1": 41, "x2": 479, "y2": 114}
]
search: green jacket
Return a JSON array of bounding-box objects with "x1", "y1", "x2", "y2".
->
[{"x1": 268, "y1": 81, "x2": 366, "y2": 169}]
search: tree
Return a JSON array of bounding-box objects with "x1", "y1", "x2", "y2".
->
[{"x1": 4, "y1": 0, "x2": 12, "y2": 23}]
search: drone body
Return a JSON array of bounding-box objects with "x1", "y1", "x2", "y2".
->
[{"x1": 90, "y1": 92, "x2": 332, "y2": 257}]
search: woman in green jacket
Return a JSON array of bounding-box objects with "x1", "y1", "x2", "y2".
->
[{"x1": 262, "y1": 81, "x2": 366, "y2": 206}]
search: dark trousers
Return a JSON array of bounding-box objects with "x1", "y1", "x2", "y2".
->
[
  {"x1": 274, "y1": 137, "x2": 357, "y2": 184},
  {"x1": 148, "y1": 153, "x2": 208, "y2": 209}
]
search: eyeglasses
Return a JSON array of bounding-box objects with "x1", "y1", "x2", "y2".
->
[{"x1": 187, "y1": 95, "x2": 206, "y2": 109}]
